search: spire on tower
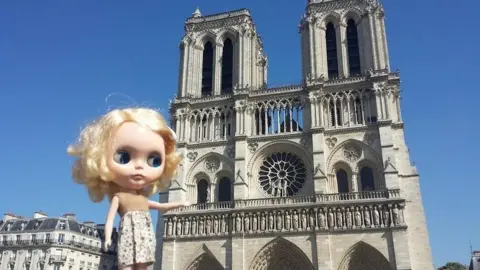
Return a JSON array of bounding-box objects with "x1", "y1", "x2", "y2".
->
[{"x1": 192, "y1": 7, "x2": 201, "y2": 18}]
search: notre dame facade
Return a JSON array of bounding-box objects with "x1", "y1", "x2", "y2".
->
[{"x1": 155, "y1": 0, "x2": 434, "y2": 269}]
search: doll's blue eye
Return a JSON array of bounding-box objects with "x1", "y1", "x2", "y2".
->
[
  {"x1": 147, "y1": 155, "x2": 162, "y2": 167},
  {"x1": 114, "y1": 151, "x2": 130, "y2": 164}
]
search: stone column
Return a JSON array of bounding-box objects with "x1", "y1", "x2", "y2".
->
[
  {"x1": 214, "y1": 42, "x2": 223, "y2": 95},
  {"x1": 339, "y1": 23, "x2": 349, "y2": 77}
]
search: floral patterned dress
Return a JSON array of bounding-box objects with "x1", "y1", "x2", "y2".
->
[{"x1": 115, "y1": 193, "x2": 156, "y2": 267}]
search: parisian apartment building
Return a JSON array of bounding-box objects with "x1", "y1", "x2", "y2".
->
[{"x1": 0, "y1": 212, "x2": 117, "y2": 270}]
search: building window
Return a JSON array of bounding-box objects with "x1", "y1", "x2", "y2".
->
[
  {"x1": 221, "y1": 38, "x2": 233, "y2": 93},
  {"x1": 360, "y1": 166, "x2": 375, "y2": 191},
  {"x1": 336, "y1": 169, "x2": 349, "y2": 193},
  {"x1": 217, "y1": 177, "x2": 233, "y2": 202},
  {"x1": 45, "y1": 233, "x2": 51, "y2": 243},
  {"x1": 32, "y1": 234, "x2": 37, "y2": 244},
  {"x1": 16, "y1": 235, "x2": 20, "y2": 244},
  {"x1": 346, "y1": 19, "x2": 361, "y2": 76},
  {"x1": 58, "y1": 234, "x2": 64, "y2": 243},
  {"x1": 201, "y1": 41, "x2": 214, "y2": 96},
  {"x1": 325, "y1": 22, "x2": 338, "y2": 78},
  {"x1": 197, "y1": 179, "x2": 209, "y2": 204}
]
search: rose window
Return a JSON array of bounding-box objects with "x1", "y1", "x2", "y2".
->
[{"x1": 258, "y1": 152, "x2": 307, "y2": 197}]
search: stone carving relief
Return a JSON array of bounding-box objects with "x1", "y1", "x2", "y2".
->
[
  {"x1": 326, "y1": 137, "x2": 337, "y2": 149},
  {"x1": 164, "y1": 203, "x2": 405, "y2": 238},
  {"x1": 300, "y1": 137, "x2": 311, "y2": 149},
  {"x1": 187, "y1": 152, "x2": 198, "y2": 162},
  {"x1": 204, "y1": 156, "x2": 220, "y2": 173},
  {"x1": 248, "y1": 142, "x2": 258, "y2": 153},
  {"x1": 226, "y1": 147, "x2": 235, "y2": 159},
  {"x1": 363, "y1": 133, "x2": 378, "y2": 145},
  {"x1": 343, "y1": 143, "x2": 362, "y2": 162}
]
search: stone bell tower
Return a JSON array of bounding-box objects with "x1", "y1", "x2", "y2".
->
[{"x1": 176, "y1": 8, "x2": 267, "y2": 99}]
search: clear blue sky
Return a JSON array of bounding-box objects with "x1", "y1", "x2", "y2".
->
[{"x1": 0, "y1": 0, "x2": 478, "y2": 267}]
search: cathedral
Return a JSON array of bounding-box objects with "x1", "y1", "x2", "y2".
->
[{"x1": 155, "y1": 0, "x2": 434, "y2": 269}]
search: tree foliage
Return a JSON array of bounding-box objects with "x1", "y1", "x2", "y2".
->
[{"x1": 438, "y1": 262, "x2": 468, "y2": 270}]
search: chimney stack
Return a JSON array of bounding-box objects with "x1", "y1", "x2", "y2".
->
[{"x1": 33, "y1": 211, "x2": 48, "y2": 219}]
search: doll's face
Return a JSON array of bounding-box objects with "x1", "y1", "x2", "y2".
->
[{"x1": 107, "y1": 121, "x2": 166, "y2": 191}]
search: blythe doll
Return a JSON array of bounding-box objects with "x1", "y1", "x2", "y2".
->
[{"x1": 67, "y1": 107, "x2": 189, "y2": 270}]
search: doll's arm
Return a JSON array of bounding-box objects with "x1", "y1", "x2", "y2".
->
[
  {"x1": 104, "y1": 196, "x2": 119, "y2": 248},
  {"x1": 148, "y1": 200, "x2": 189, "y2": 213}
]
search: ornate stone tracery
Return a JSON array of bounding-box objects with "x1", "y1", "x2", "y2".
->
[
  {"x1": 258, "y1": 152, "x2": 307, "y2": 197},
  {"x1": 337, "y1": 241, "x2": 392, "y2": 270},
  {"x1": 249, "y1": 237, "x2": 315, "y2": 270}
]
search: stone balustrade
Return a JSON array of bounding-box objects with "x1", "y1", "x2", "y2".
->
[{"x1": 163, "y1": 190, "x2": 405, "y2": 240}]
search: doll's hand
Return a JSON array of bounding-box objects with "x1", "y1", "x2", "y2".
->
[
  {"x1": 183, "y1": 201, "x2": 191, "y2": 207},
  {"x1": 102, "y1": 239, "x2": 111, "y2": 252}
]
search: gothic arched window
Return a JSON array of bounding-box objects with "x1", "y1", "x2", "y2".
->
[
  {"x1": 346, "y1": 19, "x2": 361, "y2": 76},
  {"x1": 336, "y1": 169, "x2": 349, "y2": 193},
  {"x1": 221, "y1": 38, "x2": 233, "y2": 94},
  {"x1": 201, "y1": 41, "x2": 214, "y2": 97},
  {"x1": 197, "y1": 179, "x2": 209, "y2": 204},
  {"x1": 217, "y1": 177, "x2": 232, "y2": 202},
  {"x1": 330, "y1": 99, "x2": 342, "y2": 127},
  {"x1": 360, "y1": 166, "x2": 375, "y2": 191},
  {"x1": 325, "y1": 23, "x2": 338, "y2": 79}
]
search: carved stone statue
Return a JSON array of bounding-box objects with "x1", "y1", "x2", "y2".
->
[
  {"x1": 336, "y1": 209, "x2": 343, "y2": 228},
  {"x1": 364, "y1": 207, "x2": 371, "y2": 227},
  {"x1": 285, "y1": 213, "x2": 291, "y2": 230},
  {"x1": 383, "y1": 207, "x2": 390, "y2": 226},
  {"x1": 167, "y1": 219, "x2": 173, "y2": 236},
  {"x1": 276, "y1": 213, "x2": 283, "y2": 230},
  {"x1": 252, "y1": 214, "x2": 258, "y2": 231},
  {"x1": 318, "y1": 210, "x2": 326, "y2": 229},
  {"x1": 309, "y1": 211, "x2": 315, "y2": 229},
  {"x1": 328, "y1": 210, "x2": 334, "y2": 229},
  {"x1": 220, "y1": 215, "x2": 226, "y2": 233},
  {"x1": 260, "y1": 215, "x2": 266, "y2": 231},
  {"x1": 268, "y1": 214, "x2": 274, "y2": 231},
  {"x1": 244, "y1": 215, "x2": 250, "y2": 231},
  {"x1": 393, "y1": 206, "x2": 399, "y2": 225},
  {"x1": 192, "y1": 218, "x2": 197, "y2": 235},
  {"x1": 346, "y1": 209, "x2": 352, "y2": 229},
  {"x1": 236, "y1": 215, "x2": 242, "y2": 232},
  {"x1": 206, "y1": 218, "x2": 211, "y2": 234},
  {"x1": 301, "y1": 211, "x2": 307, "y2": 230},
  {"x1": 213, "y1": 216, "x2": 219, "y2": 234},
  {"x1": 373, "y1": 206, "x2": 380, "y2": 226},
  {"x1": 199, "y1": 218, "x2": 204, "y2": 235},
  {"x1": 354, "y1": 208, "x2": 362, "y2": 227},
  {"x1": 184, "y1": 219, "x2": 190, "y2": 235},
  {"x1": 292, "y1": 211, "x2": 298, "y2": 230},
  {"x1": 176, "y1": 219, "x2": 182, "y2": 236}
]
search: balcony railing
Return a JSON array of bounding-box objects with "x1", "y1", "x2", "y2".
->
[
  {"x1": 49, "y1": 255, "x2": 67, "y2": 262},
  {"x1": 0, "y1": 238, "x2": 105, "y2": 253},
  {"x1": 163, "y1": 190, "x2": 405, "y2": 239},
  {"x1": 170, "y1": 190, "x2": 400, "y2": 213}
]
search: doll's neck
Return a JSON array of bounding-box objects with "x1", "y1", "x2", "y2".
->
[{"x1": 111, "y1": 183, "x2": 140, "y2": 195}]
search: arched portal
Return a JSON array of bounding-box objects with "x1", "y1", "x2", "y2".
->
[
  {"x1": 338, "y1": 241, "x2": 392, "y2": 270},
  {"x1": 249, "y1": 237, "x2": 314, "y2": 270},
  {"x1": 185, "y1": 253, "x2": 224, "y2": 270}
]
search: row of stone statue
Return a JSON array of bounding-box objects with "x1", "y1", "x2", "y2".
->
[{"x1": 164, "y1": 203, "x2": 405, "y2": 237}]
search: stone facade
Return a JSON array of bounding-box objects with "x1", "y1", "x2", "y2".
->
[
  {"x1": 0, "y1": 212, "x2": 117, "y2": 270},
  {"x1": 155, "y1": 0, "x2": 434, "y2": 269}
]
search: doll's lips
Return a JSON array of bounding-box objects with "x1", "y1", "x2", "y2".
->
[{"x1": 131, "y1": 174, "x2": 145, "y2": 181}]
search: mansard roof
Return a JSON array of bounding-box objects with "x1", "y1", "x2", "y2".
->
[{"x1": 0, "y1": 215, "x2": 114, "y2": 241}]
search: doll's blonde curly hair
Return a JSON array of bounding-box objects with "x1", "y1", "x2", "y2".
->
[{"x1": 67, "y1": 107, "x2": 182, "y2": 202}]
